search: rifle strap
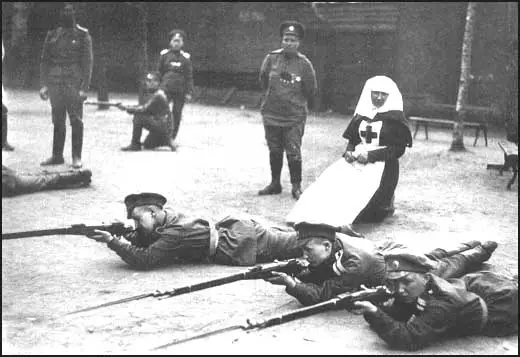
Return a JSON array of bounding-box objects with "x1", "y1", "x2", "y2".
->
[{"x1": 333, "y1": 250, "x2": 348, "y2": 276}]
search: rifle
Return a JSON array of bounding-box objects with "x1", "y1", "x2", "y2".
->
[
  {"x1": 152, "y1": 285, "x2": 394, "y2": 350},
  {"x1": 2, "y1": 222, "x2": 133, "y2": 241},
  {"x1": 83, "y1": 101, "x2": 123, "y2": 108},
  {"x1": 66, "y1": 258, "x2": 308, "y2": 316}
]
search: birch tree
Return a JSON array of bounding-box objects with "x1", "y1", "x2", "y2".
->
[{"x1": 450, "y1": 2, "x2": 477, "y2": 151}]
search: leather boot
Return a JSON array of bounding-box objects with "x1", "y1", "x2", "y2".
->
[
  {"x1": 46, "y1": 169, "x2": 92, "y2": 189},
  {"x1": 122, "y1": 122, "x2": 142, "y2": 151},
  {"x1": 41, "y1": 125, "x2": 65, "y2": 166},
  {"x1": 288, "y1": 160, "x2": 302, "y2": 200},
  {"x1": 258, "y1": 152, "x2": 283, "y2": 195},
  {"x1": 426, "y1": 240, "x2": 482, "y2": 260},
  {"x1": 71, "y1": 122, "x2": 84, "y2": 168}
]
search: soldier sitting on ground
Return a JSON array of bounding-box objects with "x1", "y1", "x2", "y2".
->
[
  {"x1": 264, "y1": 223, "x2": 498, "y2": 306},
  {"x1": 2, "y1": 164, "x2": 91, "y2": 197},
  {"x1": 352, "y1": 252, "x2": 518, "y2": 351},
  {"x1": 120, "y1": 72, "x2": 176, "y2": 152}
]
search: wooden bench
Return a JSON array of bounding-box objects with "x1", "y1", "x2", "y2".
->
[
  {"x1": 487, "y1": 141, "x2": 518, "y2": 190},
  {"x1": 408, "y1": 116, "x2": 488, "y2": 146}
]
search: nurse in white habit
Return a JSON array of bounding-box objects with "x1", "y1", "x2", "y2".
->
[{"x1": 286, "y1": 76, "x2": 412, "y2": 232}]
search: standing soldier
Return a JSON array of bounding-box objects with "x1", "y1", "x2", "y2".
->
[
  {"x1": 157, "y1": 29, "x2": 194, "y2": 146},
  {"x1": 39, "y1": 3, "x2": 93, "y2": 169},
  {"x1": 2, "y1": 40, "x2": 14, "y2": 151},
  {"x1": 258, "y1": 21, "x2": 317, "y2": 200}
]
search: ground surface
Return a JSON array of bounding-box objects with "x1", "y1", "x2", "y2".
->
[{"x1": 2, "y1": 89, "x2": 518, "y2": 355}]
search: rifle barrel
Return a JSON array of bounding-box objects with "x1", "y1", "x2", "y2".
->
[{"x1": 2, "y1": 228, "x2": 74, "y2": 240}]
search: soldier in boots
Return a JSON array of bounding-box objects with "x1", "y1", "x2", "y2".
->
[
  {"x1": 157, "y1": 29, "x2": 194, "y2": 145},
  {"x1": 39, "y1": 3, "x2": 93, "y2": 169},
  {"x1": 120, "y1": 72, "x2": 176, "y2": 152},
  {"x1": 2, "y1": 41, "x2": 14, "y2": 151},
  {"x1": 2, "y1": 164, "x2": 91, "y2": 197},
  {"x1": 258, "y1": 21, "x2": 317, "y2": 200}
]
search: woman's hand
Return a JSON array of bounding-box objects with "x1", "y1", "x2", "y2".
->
[
  {"x1": 356, "y1": 152, "x2": 369, "y2": 164},
  {"x1": 343, "y1": 151, "x2": 356, "y2": 163}
]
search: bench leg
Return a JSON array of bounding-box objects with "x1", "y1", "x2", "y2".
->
[
  {"x1": 473, "y1": 127, "x2": 480, "y2": 146},
  {"x1": 483, "y1": 125, "x2": 488, "y2": 146},
  {"x1": 413, "y1": 123, "x2": 420, "y2": 139},
  {"x1": 425, "y1": 123, "x2": 428, "y2": 140}
]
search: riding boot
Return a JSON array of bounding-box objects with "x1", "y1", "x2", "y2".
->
[
  {"x1": 121, "y1": 122, "x2": 143, "y2": 151},
  {"x1": 425, "y1": 240, "x2": 482, "y2": 260},
  {"x1": 432, "y1": 242, "x2": 498, "y2": 279},
  {"x1": 41, "y1": 125, "x2": 66, "y2": 166},
  {"x1": 258, "y1": 152, "x2": 283, "y2": 195},
  {"x1": 71, "y1": 122, "x2": 84, "y2": 168},
  {"x1": 46, "y1": 169, "x2": 92, "y2": 189},
  {"x1": 288, "y1": 160, "x2": 302, "y2": 200}
]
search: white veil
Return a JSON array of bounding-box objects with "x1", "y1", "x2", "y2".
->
[{"x1": 354, "y1": 76, "x2": 403, "y2": 120}]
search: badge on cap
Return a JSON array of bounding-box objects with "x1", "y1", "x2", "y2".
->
[{"x1": 288, "y1": 26, "x2": 295, "y2": 32}]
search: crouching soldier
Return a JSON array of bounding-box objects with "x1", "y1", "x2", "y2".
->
[
  {"x1": 2, "y1": 165, "x2": 91, "y2": 196},
  {"x1": 120, "y1": 73, "x2": 176, "y2": 152},
  {"x1": 353, "y1": 253, "x2": 518, "y2": 351},
  {"x1": 85, "y1": 192, "x2": 302, "y2": 269}
]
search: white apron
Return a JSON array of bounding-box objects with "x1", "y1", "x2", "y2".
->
[{"x1": 286, "y1": 120, "x2": 386, "y2": 227}]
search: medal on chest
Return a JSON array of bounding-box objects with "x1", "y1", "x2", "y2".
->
[
  {"x1": 169, "y1": 61, "x2": 182, "y2": 68},
  {"x1": 358, "y1": 120, "x2": 382, "y2": 146}
]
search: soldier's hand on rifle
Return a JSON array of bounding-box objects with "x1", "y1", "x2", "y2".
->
[
  {"x1": 115, "y1": 103, "x2": 126, "y2": 111},
  {"x1": 264, "y1": 271, "x2": 296, "y2": 288},
  {"x1": 39, "y1": 87, "x2": 49, "y2": 101},
  {"x1": 351, "y1": 285, "x2": 378, "y2": 314},
  {"x1": 185, "y1": 93, "x2": 192, "y2": 102},
  {"x1": 86, "y1": 229, "x2": 115, "y2": 244}
]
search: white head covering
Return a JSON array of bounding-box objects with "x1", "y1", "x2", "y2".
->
[{"x1": 354, "y1": 76, "x2": 403, "y2": 120}]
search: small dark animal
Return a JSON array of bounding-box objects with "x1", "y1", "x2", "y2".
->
[{"x1": 498, "y1": 141, "x2": 518, "y2": 190}]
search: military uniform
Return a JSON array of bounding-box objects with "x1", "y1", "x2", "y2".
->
[
  {"x1": 124, "y1": 88, "x2": 174, "y2": 150},
  {"x1": 105, "y1": 193, "x2": 300, "y2": 270},
  {"x1": 285, "y1": 223, "x2": 497, "y2": 306},
  {"x1": 157, "y1": 30, "x2": 194, "y2": 142},
  {"x1": 40, "y1": 7, "x2": 93, "y2": 168},
  {"x1": 2, "y1": 41, "x2": 14, "y2": 151},
  {"x1": 258, "y1": 21, "x2": 317, "y2": 199},
  {"x1": 2, "y1": 165, "x2": 91, "y2": 197},
  {"x1": 362, "y1": 256, "x2": 518, "y2": 351}
]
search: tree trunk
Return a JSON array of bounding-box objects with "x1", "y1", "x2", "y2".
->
[
  {"x1": 10, "y1": 2, "x2": 32, "y2": 87},
  {"x1": 96, "y1": 21, "x2": 110, "y2": 110},
  {"x1": 450, "y1": 2, "x2": 477, "y2": 152}
]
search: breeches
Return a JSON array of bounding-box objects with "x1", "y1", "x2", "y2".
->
[
  {"x1": 48, "y1": 82, "x2": 83, "y2": 127},
  {"x1": 213, "y1": 215, "x2": 300, "y2": 266},
  {"x1": 264, "y1": 123, "x2": 305, "y2": 162}
]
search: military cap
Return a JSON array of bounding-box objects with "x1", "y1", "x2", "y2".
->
[
  {"x1": 60, "y1": 3, "x2": 76, "y2": 15},
  {"x1": 385, "y1": 252, "x2": 438, "y2": 280},
  {"x1": 169, "y1": 29, "x2": 186, "y2": 40},
  {"x1": 124, "y1": 193, "x2": 167, "y2": 219},
  {"x1": 280, "y1": 21, "x2": 305, "y2": 40},
  {"x1": 295, "y1": 222, "x2": 338, "y2": 242}
]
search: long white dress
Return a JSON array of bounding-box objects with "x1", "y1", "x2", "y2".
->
[{"x1": 286, "y1": 76, "x2": 405, "y2": 227}]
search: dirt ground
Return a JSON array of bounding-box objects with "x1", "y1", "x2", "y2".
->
[{"x1": 2, "y1": 89, "x2": 518, "y2": 355}]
